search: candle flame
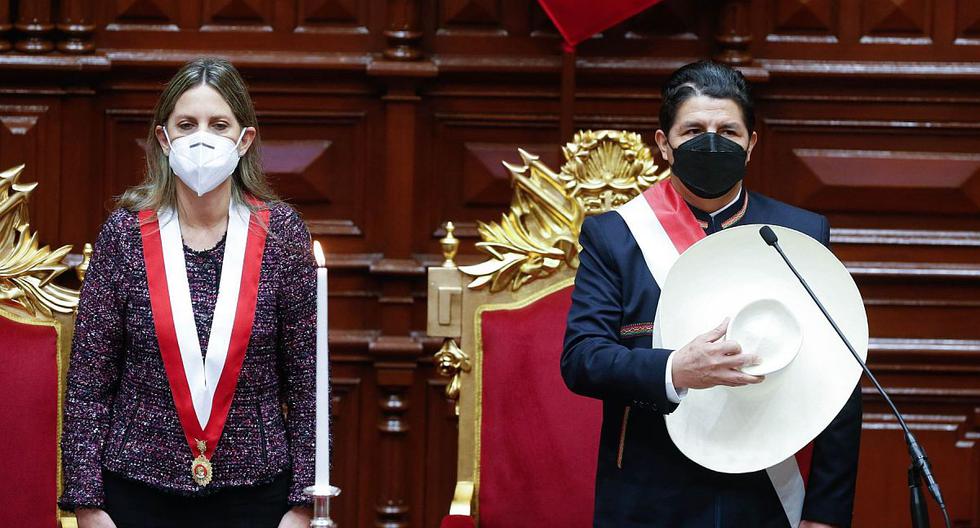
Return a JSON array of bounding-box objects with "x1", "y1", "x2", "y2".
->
[{"x1": 313, "y1": 240, "x2": 325, "y2": 267}]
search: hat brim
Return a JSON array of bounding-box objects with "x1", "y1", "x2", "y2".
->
[{"x1": 659, "y1": 224, "x2": 867, "y2": 474}]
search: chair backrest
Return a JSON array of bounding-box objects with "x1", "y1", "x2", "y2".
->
[
  {"x1": 428, "y1": 131, "x2": 669, "y2": 527},
  {"x1": 0, "y1": 165, "x2": 86, "y2": 528}
]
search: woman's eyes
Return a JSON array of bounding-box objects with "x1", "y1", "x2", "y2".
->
[{"x1": 174, "y1": 121, "x2": 230, "y2": 131}]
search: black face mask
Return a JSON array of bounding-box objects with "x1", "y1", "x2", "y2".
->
[{"x1": 669, "y1": 132, "x2": 748, "y2": 199}]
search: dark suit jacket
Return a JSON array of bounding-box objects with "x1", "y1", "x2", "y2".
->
[{"x1": 561, "y1": 186, "x2": 862, "y2": 528}]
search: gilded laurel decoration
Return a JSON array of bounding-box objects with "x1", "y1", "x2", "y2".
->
[
  {"x1": 0, "y1": 165, "x2": 80, "y2": 317},
  {"x1": 459, "y1": 148, "x2": 583, "y2": 292},
  {"x1": 459, "y1": 130, "x2": 669, "y2": 292}
]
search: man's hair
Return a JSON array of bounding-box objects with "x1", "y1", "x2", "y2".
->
[{"x1": 659, "y1": 60, "x2": 755, "y2": 134}]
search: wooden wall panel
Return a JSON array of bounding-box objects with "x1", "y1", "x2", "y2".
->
[
  {"x1": 295, "y1": 0, "x2": 371, "y2": 33},
  {"x1": 329, "y1": 373, "x2": 367, "y2": 528},
  {"x1": 259, "y1": 110, "x2": 371, "y2": 239},
  {"x1": 856, "y1": 408, "x2": 980, "y2": 528},
  {"x1": 100, "y1": 0, "x2": 186, "y2": 35},
  {"x1": 762, "y1": 121, "x2": 980, "y2": 218},
  {"x1": 425, "y1": 108, "x2": 561, "y2": 240},
  {"x1": 4, "y1": 0, "x2": 979, "y2": 526},
  {"x1": 955, "y1": 1, "x2": 980, "y2": 46},
  {"x1": 0, "y1": 99, "x2": 59, "y2": 239},
  {"x1": 102, "y1": 108, "x2": 150, "y2": 202},
  {"x1": 200, "y1": 0, "x2": 277, "y2": 30},
  {"x1": 422, "y1": 376, "x2": 457, "y2": 528}
]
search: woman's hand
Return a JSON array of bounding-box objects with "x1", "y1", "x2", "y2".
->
[
  {"x1": 278, "y1": 506, "x2": 313, "y2": 528},
  {"x1": 75, "y1": 508, "x2": 117, "y2": 528}
]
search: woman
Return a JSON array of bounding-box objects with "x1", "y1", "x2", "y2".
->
[{"x1": 59, "y1": 57, "x2": 316, "y2": 528}]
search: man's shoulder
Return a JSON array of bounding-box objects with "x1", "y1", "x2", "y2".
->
[
  {"x1": 581, "y1": 209, "x2": 634, "y2": 255},
  {"x1": 747, "y1": 191, "x2": 827, "y2": 240}
]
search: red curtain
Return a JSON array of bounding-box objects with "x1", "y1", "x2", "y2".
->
[
  {"x1": 0, "y1": 314, "x2": 59, "y2": 528},
  {"x1": 538, "y1": 0, "x2": 666, "y2": 46},
  {"x1": 477, "y1": 286, "x2": 601, "y2": 527}
]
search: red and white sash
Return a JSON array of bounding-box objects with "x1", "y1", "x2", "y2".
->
[
  {"x1": 615, "y1": 181, "x2": 811, "y2": 527},
  {"x1": 139, "y1": 199, "x2": 268, "y2": 466}
]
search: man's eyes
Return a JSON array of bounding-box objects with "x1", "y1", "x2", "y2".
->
[{"x1": 679, "y1": 128, "x2": 741, "y2": 136}]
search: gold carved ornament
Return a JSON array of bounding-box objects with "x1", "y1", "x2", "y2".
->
[
  {"x1": 433, "y1": 222, "x2": 471, "y2": 415},
  {"x1": 0, "y1": 165, "x2": 82, "y2": 317},
  {"x1": 433, "y1": 130, "x2": 669, "y2": 410},
  {"x1": 458, "y1": 129, "x2": 669, "y2": 292}
]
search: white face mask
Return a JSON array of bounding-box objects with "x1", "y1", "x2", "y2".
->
[{"x1": 163, "y1": 127, "x2": 247, "y2": 197}]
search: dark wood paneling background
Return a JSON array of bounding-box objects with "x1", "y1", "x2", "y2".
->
[{"x1": 5, "y1": 0, "x2": 979, "y2": 526}]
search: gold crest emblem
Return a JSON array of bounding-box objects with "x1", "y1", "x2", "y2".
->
[{"x1": 191, "y1": 439, "x2": 212, "y2": 486}]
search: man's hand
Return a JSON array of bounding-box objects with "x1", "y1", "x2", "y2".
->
[
  {"x1": 76, "y1": 508, "x2": 117, "y2": 528},
  {"x1": 670, "y1": 318, "x2": 765, "y2": 391},
  {"x1": 800, "y1": 522, "x2": 838, "y2": 528},
  {"x1": 278, "y1": 506, "x2": 313, "y2": 528}
]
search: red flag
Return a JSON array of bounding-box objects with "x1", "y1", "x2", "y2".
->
[{"x1": 538, "y1": 0, "x2": 665, "y2": 47}]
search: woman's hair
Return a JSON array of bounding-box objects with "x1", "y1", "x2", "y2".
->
[
  {"x1": 117, "y1": 57, "x2": 278, "y2": 212},
  {"x1": 659, "y1": 60, "x2": 755, "y2": 135}
]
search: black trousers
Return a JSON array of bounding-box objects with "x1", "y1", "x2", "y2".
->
[{"x1": 103, "y1": 470, "x2": 291, "y2": 528}]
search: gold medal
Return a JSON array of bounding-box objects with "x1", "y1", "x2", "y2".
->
[{"x1": 191, "y1": 439, "x2": 212, "y2": 487}]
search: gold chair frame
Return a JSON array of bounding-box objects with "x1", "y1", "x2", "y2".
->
[
  {"x1": 0, "y1": 164, "x2": 90, "y2": 528},
  {"x1": 427, "y1": 130, "x2": 669, "y2": 523}
]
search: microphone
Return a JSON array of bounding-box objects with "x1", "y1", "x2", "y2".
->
[
  {"x1": 760, "y1": 225, "x2": 779, "y2": 246},
  {"x1": 758, "y1": 225, "x2": 950, "y2": 528}
]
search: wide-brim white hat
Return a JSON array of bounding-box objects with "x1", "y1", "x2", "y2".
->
[{"x1": 658, "y1": 224, "x2": 867, "y2": 474}]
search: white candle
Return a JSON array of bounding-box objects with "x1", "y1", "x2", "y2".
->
[{"x1": 312, "y1": 240, "x2": 330, "y2": 488}]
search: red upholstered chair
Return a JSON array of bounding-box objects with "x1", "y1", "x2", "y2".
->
[
  {"x1": 427, "y1": 131, "x2": 669, "y2": 527},
  {"x1": 0, "y1": 165, "x2": 88, "y2": 528}
]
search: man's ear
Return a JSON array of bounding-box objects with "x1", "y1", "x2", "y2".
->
[
  {"x1": 654, "y1": 129, "x2": 673, "y2": 165},
  {"x1": 155, "y1": 125, "x2": 170, "y2": 155},
  {"x1": 238, "y1": 127, "x2": 257, "y2": 156},
  {"x1": 745, "y1": 131, "x2": 758, "y2": 164}
]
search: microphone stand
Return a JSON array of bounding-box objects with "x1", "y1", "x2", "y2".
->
[
  {"x1": 910, "y1": 465, "x2": 930, "y2": 528},
  {"x1": 758, "y1": 226, "x2": 951, "y2": 528}
]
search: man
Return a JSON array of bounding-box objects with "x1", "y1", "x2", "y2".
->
[{"x1": 561, "y1": 61, "x2": 861, "y2": 528}]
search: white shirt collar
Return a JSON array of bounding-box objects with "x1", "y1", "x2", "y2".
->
[{"x1": 708, "y1": 185, "x2": 744, "y2": 219}]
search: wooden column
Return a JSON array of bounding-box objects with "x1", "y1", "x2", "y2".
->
[
  {"x1": 369, "y1": 0, "x2": 435, "y2": 524},
  {"x1": 0, "y1": 1, "x2": 11, "y2": 52},
  {"x1": 714, "y1": 0, "x2": 752, "y2": 65},
  {"x1": 384, "y1": 0, "x2": 422, "y2": 61},
  {"x1": 15, "y1": 0, "x2": 54, "y2": 53},
  {"x1": 366, "y1": 69, "x2": 434, "y2": 527},
  {"x1": 57, "y1": 0, "x2": 95, "y2": 53},
  {"x1": 559, "y1": 45, "x2": 576, "y2": 144}
]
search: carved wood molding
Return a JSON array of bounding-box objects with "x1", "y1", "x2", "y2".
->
[
  {"x1": 832, "y1": 228, "x2": 980, "y2": 247},
  {"x1": 846, "y1": 261, "x2": 980, "y2": 280}
]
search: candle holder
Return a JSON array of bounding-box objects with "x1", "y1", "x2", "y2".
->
[{"x1": 304, "y1": 485, "x2": 341, "y2": 527}]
